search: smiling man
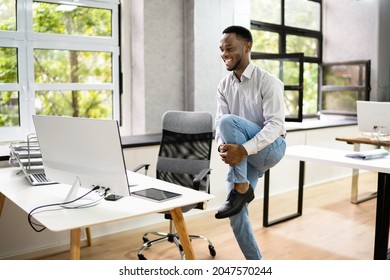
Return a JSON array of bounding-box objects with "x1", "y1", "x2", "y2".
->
[{"x1": 215, "y1": 25, "x2": 287, "y2": 260}]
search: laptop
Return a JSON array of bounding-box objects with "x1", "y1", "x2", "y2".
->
[
  {"x1": 356, "y1": 101, "x2": 390, "y2": 136},
  {"x1": 9, "y1": 139, "x2": 58, "y2": 186},
  {"x1": 22, "y1": 168, "x2": 58, "y2": 186}
]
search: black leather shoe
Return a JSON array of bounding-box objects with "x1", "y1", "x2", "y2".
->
[{"x1": 215, "y1": 186, "x2": 254, "y2": 219}]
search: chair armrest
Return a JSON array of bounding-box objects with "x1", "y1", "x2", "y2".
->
[
  {"x1": 131, "y1": 164, "x2": 151, "y2": 175},
  {"x1": 193, "y1": 168, "x2": 212, "y2": 210},
  {"x1": 193, "y1": 168, "x2": 211, "y2": 191}
]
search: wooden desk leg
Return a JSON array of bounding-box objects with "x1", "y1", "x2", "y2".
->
[
  {"x1": 350, "y1": 143, "x2": 361, "y2": 204},
  {"x1": 351, "y1": 143, "x2": 377, "y2": 204},
  {"x1": 170, "y1": 207, "x2": 195, "y2": 260},
  {"x1": 0, "y1": 192, "x2": 5, "y2": 219},
  {"x1": 85, "y1": 227, "x2": 92, "y2": 246},
  {"x1": 70, "y1": 228, "x2": 81, "y2": 260},
  {"x1": 350, "y1": 167, "x2": 360, "y2": 203}
]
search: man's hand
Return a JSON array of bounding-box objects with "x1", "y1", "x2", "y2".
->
[{"x1": 219, "y1": 144, "x2": 248, "y2": 166}]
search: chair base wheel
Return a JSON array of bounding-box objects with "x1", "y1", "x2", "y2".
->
[{"x1": 209, "y1": 245, "x2": 216, "y2": 257}]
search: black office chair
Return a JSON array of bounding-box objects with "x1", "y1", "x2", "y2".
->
[{"x1": 132, "y1": 110, "x2": 216, "y2": 260}]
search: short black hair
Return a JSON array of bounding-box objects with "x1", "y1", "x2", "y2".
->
[{"x1": 222, "y1": 25, "x2": 253, "y2": 43}]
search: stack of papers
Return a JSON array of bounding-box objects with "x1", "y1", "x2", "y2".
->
[{"x1": 346, "y1": 149, "x2": 389, "y2": 160}]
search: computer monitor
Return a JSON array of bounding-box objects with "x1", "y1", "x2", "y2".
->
[
  {"x1": 357, "y1": 101, "x2": 390, "y2": 136},
  {"x1": 32, "y1": 115, "x2": 130, "y2": 206}
]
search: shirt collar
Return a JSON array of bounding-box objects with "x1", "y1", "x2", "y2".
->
[
  {"x1": 242, "y1": 63, "x2": 255, "y2": 80},
  {"x1": 231, "y1": 63, "x2": 255, "y2": 83}
]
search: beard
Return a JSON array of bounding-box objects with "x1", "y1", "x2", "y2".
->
[{"x1": 224, "y1": 56, "x2": 244, "y2": 72}]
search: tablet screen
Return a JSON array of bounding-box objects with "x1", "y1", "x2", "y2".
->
[{"x1": 131, "y1": 188, "x2": 182, "y2": 202}]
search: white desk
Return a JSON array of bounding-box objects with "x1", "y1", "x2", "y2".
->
[
  {"x1": 336, "y1": 135, "x2": 390, "y2": 204},
  {"x1": 0, "y1": 167, "x2": 214, "y2": 260},
  {"x1": 263, "y1": 145, "x2": 390, "y2": 260}
]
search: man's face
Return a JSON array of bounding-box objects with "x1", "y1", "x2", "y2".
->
[{"x1": 219, "y1": 33, "x2": 250, "y2": 73}]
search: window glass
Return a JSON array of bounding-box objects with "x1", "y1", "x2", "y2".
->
[
  {"x1": 285, "y1": 0, "x2": 320, "y2": 31},
  {"x1": 32, "y1": 2, "x2": 112, "y2": 37},
  {"x1": 253, "y1": 59, "x2": 300, "y2": 86},
  {"x1": 251, "y1": 30, "x2": 279, "y2": 53},
  {"x1": 0, "y1": 91, "x2": 19, "y2": 126},
  {"x1": 320, "y1": 61, "x2": 370, "y2": 115},
  {"x1": 284, "y1": 90, "x2": 300, "y2": 117},
  {"x1": 0, "y1": 47, "x2": 18, "y2": 83},
  {"x1": 303, "y1": 63, "x2": 318, "y2": 114},
  {"x1": 252, "y1": 59, "x2": 279, "y2": 78},
  {"x1": 256, "y1": 60, "x2": 319, "y2": 116},
  {"x1": 34, "y1": 49, "x2": 112, "y2": 84},
  {"x1": 282, "y1": 61, "x2": 300, "y2": 85},
  {"x1": 0, "y1": 47, "x2": 18, "y2": 127},
  {"x1": 323, "y1": 64, "x2": 367, "y2": 86},
  {"x1": 321, "y1": 91, "x2": 358, "y2": 113},
  {"x1": 0, "y1": 0, "x2": 16, "y2": 31},
  {"x1": 251, "y1": 0, "x2": 281, "y2": 24},
  {"x1": 35, "y1": 90, "x2": 113, "y2": 118},
  {"x1": 286, "y1": 35, "x2": 319, "y2": 57}
]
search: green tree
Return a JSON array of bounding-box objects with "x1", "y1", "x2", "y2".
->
[{"x1": 33, "y1": 2, "x2": 112, "y2": 118}]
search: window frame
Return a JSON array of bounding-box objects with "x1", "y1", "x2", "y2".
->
[
  {"x1": 0, "y1": 0, "x2": 121, "y2": 142},
  {"x1": 319, "y1": 60, "x2": 371, "y2": 116},
  {"x1": 250, "y1": 0, "x2": 323, "y2": 120},
  {"x1": 0, "y1": 39, "x2": 28, "y2": 140}
]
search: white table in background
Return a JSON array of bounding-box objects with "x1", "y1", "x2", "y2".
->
[{"x1": 263, "y1": 145, "x2": 390, "y2": 260}]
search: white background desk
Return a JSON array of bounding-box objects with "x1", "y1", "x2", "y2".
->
[
  {"x1": 0, "y1": 168, "x2": 214, "y2": 260},
  {"x1": 336, "y1": 135, "x2": 390, "y2": 203},
  {"x1": 264, "y1": 145, "x2": 390, "y2": 260}
]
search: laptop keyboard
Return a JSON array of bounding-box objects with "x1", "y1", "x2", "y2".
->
[{"x1": 31, "y1": 173, "x2": 50, "y2": 183}]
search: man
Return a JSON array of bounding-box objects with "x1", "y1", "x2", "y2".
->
[{"x1": 215, "y1": 25, "x2": 286, "y2": 260}]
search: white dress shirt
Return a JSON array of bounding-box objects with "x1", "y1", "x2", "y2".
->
[{"x1": 215, "y1": 63, "x2": 286, "y2": 155}]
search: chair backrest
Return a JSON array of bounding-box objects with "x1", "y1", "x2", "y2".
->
[{"x1": 156, "y1": 111, "x2": 213, "y2": 194}]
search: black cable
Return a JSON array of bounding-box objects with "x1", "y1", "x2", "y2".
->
[
  {"x1": 27, "y1": 186, "x2": 109, "y2": 232},
  {"x1": 371, "y1": 130, "x2": 384, "y2": 147}
]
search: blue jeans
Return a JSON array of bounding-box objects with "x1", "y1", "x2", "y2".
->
[{"x1": 218, "y1": 114, "x2": 286, "y2": 259}]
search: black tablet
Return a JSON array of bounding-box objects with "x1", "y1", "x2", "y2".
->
[{"x1": 131, "y1": 188, "x2": 182, "y2": 202}]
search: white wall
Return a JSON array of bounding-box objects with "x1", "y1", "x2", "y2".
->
[
  {"x1": 129, "y1": 0, "x2": 185, "y2": 134},
  {"x1": 193, "y1": 0, "x2": 225, "y2": 114}
]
